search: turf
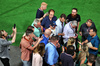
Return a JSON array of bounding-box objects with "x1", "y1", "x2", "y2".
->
[{"x1": 0, "y1": 0, "x2": 100, "y2": 52}]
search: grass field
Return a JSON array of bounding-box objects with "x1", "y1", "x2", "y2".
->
[{"x1": 0, "y1": 0, "x2": 100, "y2": 52}]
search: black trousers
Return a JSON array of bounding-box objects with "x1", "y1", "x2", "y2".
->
[{"x1": 0, "y1": 58, "x2": 10, "y2": 66}]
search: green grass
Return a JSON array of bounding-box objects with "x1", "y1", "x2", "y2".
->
[{"x1": 0, "y1": 0, "x2": 100, "y2": 53}]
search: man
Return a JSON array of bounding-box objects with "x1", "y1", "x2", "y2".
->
[
  {"x1": 79, "y1": 19, "x2": 96, "y2": 42},
  {"x1": 40, "y1": 29, "x2": 51, "y2": 45},
  {"x1": 55, "y1": 14, "x2": 66, "y2": 44},
  {"x1": 63, "y1": 20, "x2": 78, "y2": 47},
  {"x1": 36, "y1": 2, "x2": 48, "y2": 21},
  {"x1": 0, "y1": 27, "x2": 16, "y2": 66},
  {"x1": 81, "y1": 54, "x2": 96, "y2": 66},
  {"x1": 41, "y1": 9, "x2": 57, "y2": 30},
  {"x1": 31, "y1": 18, "x2": 43, "y2": 37},
  {"x1": 20, "y1": 29, "x2": 43, "y2": 66},
  {"x1": 44, "y1": 36, "x2": 59, "y2": 66},
  {"x1": 60, "y1": 45, "x2": 75, "y2": 66},
  {"x1": 82, "y1": 27, "x2": 99, "y2": 56},
  {"x1": 66, "y1": 8, "x2": 81, "y2": 31},
  {"x1": 23, "y1": 26, "x2": 38, "y2": 40}
]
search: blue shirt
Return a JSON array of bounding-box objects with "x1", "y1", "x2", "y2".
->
[
  {"x1": 41, "y1": 16, "x2": 57, "y2": 29},
  {"x1": 40, "y1": 34, "x2": 49, "y2": 45},
  {"x1": 87, "y1": 35, "x2": 100, "y2": 55},
  {"x1": 45, "y1": 42, "x2": 59, "y2": 65},
  {"x1": 36, "y1": 9, "x2": 44, "y2": 18}
]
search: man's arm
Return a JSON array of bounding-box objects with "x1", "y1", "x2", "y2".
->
[
  {"x1": 82, "y1": 40, "x2": 88, "y2": 45},
  {"x1": 11, "y1": 27, "x2": 17, "y2": 43},
  {"x1": 89, "y1": 40, "x2": 99, "y2": 50},
  {"x1": 27, "y1": 38, "x2": 43, "y2": 50},
  {"x1": 39, "y1": 13, "x2": 48, "y2": 21}
]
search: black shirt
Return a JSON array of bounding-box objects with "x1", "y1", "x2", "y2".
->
[
  {"x1": 36, "y1": 9, "x2": 44, "y2": 18},
  {"x1": 66, "y1": 14, "x2": 81, "y2": 22},
  {"x1": 60, "y1": 53, "x2": 74, "y2": 66},
  {"x1": 79, "y1": 22, "x2": 96, "y2": 41}
]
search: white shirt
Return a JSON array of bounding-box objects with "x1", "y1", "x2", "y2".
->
[
  {"x1": 63, "y1": 22, "x2": 75, "y2": 43},
  {"x1": 55, "y1": 18, "x2": 64, "y2": 35},
  {"x1": 49, "y1": 28, "x2": 56, "y2": 37},
  {"x1": 32, "y1": 53, "x2": 43, "y2": 66}
]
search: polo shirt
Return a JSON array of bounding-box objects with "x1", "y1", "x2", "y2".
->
[
  {"x1": 40, "y1": 34, "x2": 49, "y2": 45},
  {"x1": 60, "y1": 53, "x2": 74, "y2": 66},
  {"x1": 36, "y1": 9, "x2": 44, "y2": 18},
  {"x1": 66, "y1": 14, "x2": 81, "y2": 22},
  {"x1": 20, "y1": 37, "x2": 33, "y2": 61},
  {"x1": 41, "y1": 16, "x2": 57, "y2": 29},
  {"x1": 31, "y1": 22, "x2": 40, "y2": 37},
  {"x1": 87, "y1": 35, "x2": 100, "y2": 55},
  {"x1": 45, "y1": 42, "x2": 59, "y2": 65}
]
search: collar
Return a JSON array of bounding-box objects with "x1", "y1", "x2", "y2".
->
[
  {"x1": 50, "y1": 42, "x2": 56, "y2": 48},
  {"x1": 64, "y1": 53, "x2": 72, "y2": 57},
  {"x1": 42, "y1": 34, "x2": 49, "y2": 39}
]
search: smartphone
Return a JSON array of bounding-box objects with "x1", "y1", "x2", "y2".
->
[{"x1": 14, "y1": 24, "x2": 16, "y2": 29}]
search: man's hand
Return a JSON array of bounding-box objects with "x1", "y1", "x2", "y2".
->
[
  {"x1": 43, "y1": 12, "x2": 48, "y2": 18},
  {"x1": 12, "y1": 27, "x2": 16, "y2": 33},
  {"x1": 38, "y1": 37, "x2": 43, "y2": 42},
  {"x1": 58, "y1": 33, "x2": 65, "y2": 36}
]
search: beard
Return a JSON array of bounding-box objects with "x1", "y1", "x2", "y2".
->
[{"x1": 71, "y1": 14, "x2": 77, "y2": 18}]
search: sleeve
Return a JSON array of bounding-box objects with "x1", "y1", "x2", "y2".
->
[
  {"x1": 36, "y1": 9, "x2": 41, "y2": 18},
  {"x1": 94, "y1": 39, "x2": 99, "y2": 48},
  {"x1": 63, "y1": 26, "x2": 70, "y2": 39},
  {"x1": 0, "y1": 39, "x2": 12, "y2": 46},
  {"x1": 77, "y1": 15, "x2": 81, "y2": 22},
  {"x1": 66, "y1": 15, "x2": 70, "y2": 22},
  {"x1": 87, "y1": 35, "x2": 91, "y2": 41},
  {"x1": 47, "y1": 47, "x2": 55, "y2": 65}
]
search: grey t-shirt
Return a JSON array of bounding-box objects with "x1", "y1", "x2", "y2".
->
[{"x1": 0, "y1": 37, "x2": 12, "y2": 59}]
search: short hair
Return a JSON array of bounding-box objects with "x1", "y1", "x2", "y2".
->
[
  {"x1": 50, "y1": 35, "x2": 59, "y2": 42},
  {"x1": 67, "y1": 45, "x2": 75, "y2": 55},
  {"x1": 71, "y1": 20, "x2": 77, "y2": 26},
  {"x1": 27, "y1": 26, "x2": 34, "y2": 30},
  {"x1": 87, "y1": 19, "x2": 93, "y2": 23},
  {"x1": 72, "y1": 8, "x2": 78, "y2": 12},
  {"x1": 0, "y1": 30, "x2": 4, "y2": 38},
  {"x1": 90, "y1": 27, "x2": 97, "y2": 33},
  {"x1": 26, "y1": 29, "x2": 33, "y2": 36},
  {"x1": 33, "y1": 18, "x2": 40, "y2": 25},
  {"x1": 41, "y1": 2, "x2": 48, "y2": 6},
  {"x1": 48, "y1": 9, "x2": 55, "y2": 14},
  {"x1": 60, "y1": 14, "x2": 66, "y2": 19},
  {"x1": 88, "y1": 54, "x2": 96, "y2": 63}
]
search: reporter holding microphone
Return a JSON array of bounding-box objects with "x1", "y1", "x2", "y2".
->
[{"x1": 0, "y1": 26, "x2": 17, "y2": 66}]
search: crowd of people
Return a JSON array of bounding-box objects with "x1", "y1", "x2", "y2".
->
[{"x1": 0, "y1": 2, "x2": 100, "y2": 66}]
